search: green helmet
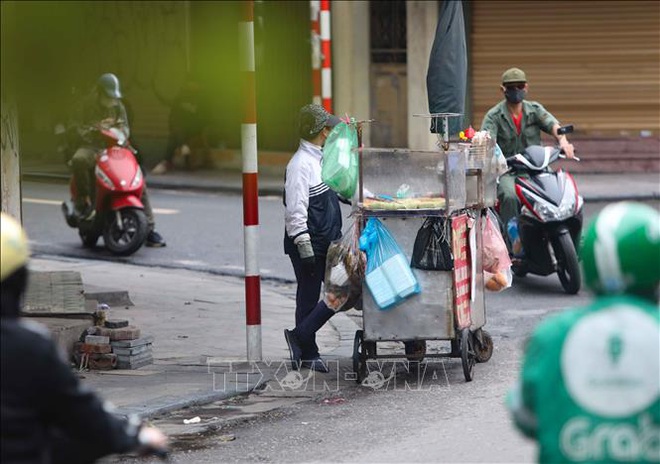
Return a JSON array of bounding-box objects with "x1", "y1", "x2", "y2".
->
[{"x1": 581, "y1": 202, "x2": 659, "y2": 298}]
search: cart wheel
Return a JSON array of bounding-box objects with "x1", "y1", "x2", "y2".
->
[
  {"x1": 364, "y1": 340, "x2": 377, "y2": 359},
  {"x1": 475, "y1": 330, "x2": 494, "y2": 363},
  {"x1": 352, "y1": 330, "x2": 367, "y2": 384},
  {"x1": 460, "y1": 328, "x2": 475, "y2": 382}
]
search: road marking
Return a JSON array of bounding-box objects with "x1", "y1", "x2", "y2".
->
[
  {"x1": 23, "y1": 198, "x2": 62, "y2": 206},
  {"x1": 152, "y1": 208, "x2": 179, "y2": 215},
  {"x1": 22, "y1": 198, "x2": 178, "y2": 215}
]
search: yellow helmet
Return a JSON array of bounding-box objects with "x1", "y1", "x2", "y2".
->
[{"x1": 1, "y1": 213, "x2": 30, "y2": 282}]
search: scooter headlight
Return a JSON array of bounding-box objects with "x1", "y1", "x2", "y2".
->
[
  {"x1": 533, "y1": 202, "x2": 561, "y2": 221},
  {"x1": 95, "y1": 165, "x2": 115, "y2": 189},
  {"x1": 533, "y1": 192, "x2": 575, "y2": 222},
  {"x1": 131, "y1": 167, "x2": 143, "y2": 189}
]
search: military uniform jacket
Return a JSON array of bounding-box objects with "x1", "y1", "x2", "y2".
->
[
  {"x1": 480, "y1": 100, "x2": 559, "y2": 157},
  {"x1": 72, "y1": 92, "x2": 130, "y2": 151}
]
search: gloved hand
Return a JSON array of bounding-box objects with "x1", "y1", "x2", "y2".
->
[{"x1": 294, "y1": 234, "x2": 315, "y2": 276}]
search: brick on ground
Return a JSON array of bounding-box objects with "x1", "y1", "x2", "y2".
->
[
  {"x1": 111, "y1": 335, "x2": 154, "y2": 369},
  {"x1": 112, "y1": 344, "x2": 151, "y2": 356},
  {"x1": 75, "y1": 342, "x2": 112, "y2": 354},
  {"x1": 104, "y1": 319, "x2": 129, "y2": 329},
  {"x1": 110, "y1": 336, "x2": 154, "y2": 348},
  {"x1": 117, "y1": 356, "x2": 153, "y2": 370},
  {"x1": 85, "y1": 335, "x2": 110, "y2": 345},
  {"x1": 95, "y1": 326, "x2": 141, "y2": 341},
  {"x1": 74, "y1": 352, "x2": 117, "y2": 370}
]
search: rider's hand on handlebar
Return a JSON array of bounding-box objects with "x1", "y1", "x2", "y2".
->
[
  {"x1": 560, "y1": 140, "x2": 575, "y2": 159},
  {"x1": 137, "y1": 425, "x2": 169, "y2": 458}
]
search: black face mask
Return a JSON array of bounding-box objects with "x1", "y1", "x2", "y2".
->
[{"x1": 504, "y1": 87, "x2": 526, "y2": 104}]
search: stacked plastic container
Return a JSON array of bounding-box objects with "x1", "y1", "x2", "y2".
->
[{"x1": 360, "y1": 218, "x2": 420, "y2": 310}]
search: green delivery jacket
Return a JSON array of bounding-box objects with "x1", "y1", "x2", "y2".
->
[{"x1": 508, "y1": 295, "x2": 660, "y2": 463}]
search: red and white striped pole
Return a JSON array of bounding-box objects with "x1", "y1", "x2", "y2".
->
[
  {"x1": 240, "y1": 0, "x2": 262, "y2": 361},
  {"x1": 320, "y1": 0, "x2": 332, "y2": 112},
  {"x1": 310, "y1": 0, "x2": 322, "y2": 105}
]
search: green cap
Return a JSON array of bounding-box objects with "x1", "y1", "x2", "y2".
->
[{"x1": 502, "y1": 67, "x2": 527, "y2": 84}]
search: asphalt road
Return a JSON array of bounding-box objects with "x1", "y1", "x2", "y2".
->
[
  {"x1": 21, "y1": 181, "x2": 654, "y2": 463},
  {"x1": 22, "y1": 180, "x2": 306, "y2": 282}
]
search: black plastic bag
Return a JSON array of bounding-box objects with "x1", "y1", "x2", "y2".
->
[{"x1": 411, "y1": 217, "x2": 454, "y2": 271}]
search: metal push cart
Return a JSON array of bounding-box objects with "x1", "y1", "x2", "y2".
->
[{"x1": 352, "y1": 114, "x2": 498, "y2": 383}]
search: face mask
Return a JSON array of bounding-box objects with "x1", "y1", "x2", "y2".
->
[
  {"x1": 100, "y1": 95, "x2": 119, "y2": 108},
  {"x1": 504, "y1": 88, "x2": 526, "y2": 104}
]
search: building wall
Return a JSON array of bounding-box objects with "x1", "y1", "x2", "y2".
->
[
  {"x1": 470, "y1": 0, "x2": 660, "y2": 136},
  {"x1": 407, "y1": 1, "x2": 439, "y2": 151},
  {"x1": 333, "y1": 1, "x2": 371, "y2": 146}
]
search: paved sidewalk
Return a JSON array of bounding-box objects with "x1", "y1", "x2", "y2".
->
[
  {"x1": 29, "y1": 257, "x2": 359, "y2": 419},
  {"x1": 22, "y1": 162, "x2": 660, "y2": 201}
]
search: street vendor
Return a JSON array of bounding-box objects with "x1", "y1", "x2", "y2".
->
[
  {"x1": 480, "y1": 67, "x2": 575, "y2": 231},
  {"x1": 282, "y1": 103, "x2": 342, "y2": 373}
]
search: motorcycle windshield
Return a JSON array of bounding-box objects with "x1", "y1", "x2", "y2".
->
[
  {"x1": 527, "y1": 172, "x2": 563, "y2": 206},
  {"x1": 517, "y1": 146, "x2": 560, "y2": 170}
]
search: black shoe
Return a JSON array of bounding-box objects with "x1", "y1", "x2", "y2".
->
[
  {"x1": 75, "y1": 204, "x2": 95, "y2": 222},
  {"x1": 301, "y1": 357, "x2": 329, "y2": 373},
  {"x1": 146, "y1": 230, "x2": 166, "y2": 247},
  {"x1": 284, "y1": 329, "x2": 302, "y2": 370}
]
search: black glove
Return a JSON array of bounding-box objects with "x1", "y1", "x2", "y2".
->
[{"x1": 295, "y1": 235, "x2": 316, "y2": 276}]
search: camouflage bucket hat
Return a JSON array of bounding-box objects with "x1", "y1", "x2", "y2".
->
[{"x1": 299, "y1": 104, "x2": 341, "y2": 138}]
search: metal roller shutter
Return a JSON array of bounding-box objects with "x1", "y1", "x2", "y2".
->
[{"x1": 470, "y1": 0, "x2": 660, "y2": 135}]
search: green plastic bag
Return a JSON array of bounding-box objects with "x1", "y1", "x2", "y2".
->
[{"x1": 322, "y1": 122, "x2": 358, "y2": 199}]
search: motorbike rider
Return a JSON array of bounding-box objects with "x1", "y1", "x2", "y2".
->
[
  {"x1": 480, "y1": 67, "x2": 576, "y2": 234},
  {"x1": 70, "y1": 73, "x2": 166, "y2": 247},
  {"x1": 0, "y1": 212, "x2": 168, "y2": 463},
  {"x1": 507, "y1": 202, "x2": 659, "y2": 463}
]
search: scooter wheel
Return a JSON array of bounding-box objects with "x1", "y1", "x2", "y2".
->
[
  {"x1": 553, "y1": 233, "x2": 581, "y2": 295},
  {"x1": 103, "y1": 208, "x2": 148, "y2": 256}
]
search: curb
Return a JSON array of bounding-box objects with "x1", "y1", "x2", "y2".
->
[
  {"x1": 22, "y1": 171, "x2": 658, "y2": 202},
  {"x1": 22, "y1": 172, "x2": 283, "y2": 197},
  {"x1": 84, "y1": 287, "x2": 134, "y2": 307},
  {"x1": 118, "y1": 385, "x2": 255, "y2": 420}
]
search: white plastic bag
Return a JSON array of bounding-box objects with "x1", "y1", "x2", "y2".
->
[{"x1": 482, "y1": 210, "x2": 512, "y2": 292}]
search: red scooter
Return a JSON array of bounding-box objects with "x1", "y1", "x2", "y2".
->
[{"x1": 62, "y1": 126, "x2": 148, "y2": 256}]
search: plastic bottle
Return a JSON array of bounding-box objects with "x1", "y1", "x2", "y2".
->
[
  {"x1": 396, "y1": 184, "x2": 412, "y2": 199},
  {"x1": 507, "y1": 218, "x2": 524, "y2": 257}
]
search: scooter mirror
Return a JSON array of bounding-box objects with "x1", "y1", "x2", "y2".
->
[{"x1": 557, "y1": 125, "x2": 574, "y2": 135}]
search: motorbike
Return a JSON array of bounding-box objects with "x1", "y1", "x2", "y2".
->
[
  {"x1": 61, "y1": 126, "x2": 148, "y2": 256},
  {"x1": 503, "y1": 125, "x2": 584, "y2": 294}
]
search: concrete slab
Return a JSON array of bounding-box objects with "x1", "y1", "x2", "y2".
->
[{"x1": 22, "y1": 270, "x2": 89, "y2": 315}]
